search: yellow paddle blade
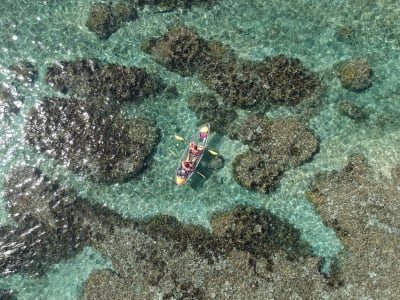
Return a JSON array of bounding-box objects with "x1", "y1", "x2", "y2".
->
[
  {"x1": 175, "y1": 135, "x2": 186, "y2": 141},
  {"x1": 208, "y1": 149, "x2": 218, "y2": 156}
]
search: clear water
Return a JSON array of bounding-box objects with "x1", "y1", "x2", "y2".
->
[{"x1": 1, "y1": 0, "x2": 400, "y2": 298}]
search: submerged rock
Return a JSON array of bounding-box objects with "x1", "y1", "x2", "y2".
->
[
  {"x1": 0, "y1": 289, "x2": 17, "y2": 300},
  {"x1": 187, "y1": 93, "x2": 238, "y2": 135},
  {"x1": 337, "y1": 100, "x2": 367, "y2": 121},
  {"x1": 335, "y1": 58, "x2": 372, "y2": 92},
  {"x1": 144, "y1": 27, "x2": 321, "y2": 110},
  {"x1": 1, "y1": 166, "x2": 132, "y2": 276},
  {"x1": 45, "y1": 58, "x2": 162, "y2": 103},
  {"x1": 257, "y1": 54, "x2": 321, "y2": 105},
  {"x1": 306, "y1": 154, "x2": 400, "y2": 298},
  {"x1": 0, "y1": 83, "x2": 23, "y2": 116},
  {"x1": 138, "y1": 0, "x2": 215, "y2": 8},
  {"x1": 86, "y1": 2, "x2": 138, "y2": 40},
  {"x1": 24, "y1": 97, "x2": 159, "y2": 183},
  {"x1": 142, "y1": 26, "x2": 208, "y2": 76},
  {"x1": 233, "y1": 149, "x2": 284, "y2": 193},
  {"x1": 233, "y1": 115, "x2": 318, "y2": 192},
  {"x1": 2, "y1": 166, "x2": 326, "y2": 298},
  {"x1": 8, "y1": 60, "x2": 38, "y2": 85},
  {"x1": 210, "y1": 205, "x2": 311, "y2": 260},
  {"x1": 1, "y1": 167, "x2": 90, "y2": 276},
  {"x1": 200, "y1": 58, "x2": 269, "y2": 108},
  {"x1": 84, "y1": 205, "x2": 318, "y2": 299}
]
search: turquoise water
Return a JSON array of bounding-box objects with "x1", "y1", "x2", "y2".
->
[{"x1": 1, "y1": 0, "x2": 400, "y2": 298}]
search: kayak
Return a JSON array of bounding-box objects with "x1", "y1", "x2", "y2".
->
[{"x1": 175, "y1": 123, "x2": 210, "y2": 185}]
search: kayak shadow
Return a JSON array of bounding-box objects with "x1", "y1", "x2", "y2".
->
[{"x1": 188, "y1": 155, "x2": 216, "y2": 190}]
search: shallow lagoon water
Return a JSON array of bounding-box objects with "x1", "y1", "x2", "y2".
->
[{"x1": 1, "y1": 0, "x2": 400, "y2": 298}]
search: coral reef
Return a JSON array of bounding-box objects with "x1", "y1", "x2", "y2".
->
[
  {"x1": 205, "y1": 155, "x2": 224, "y2": 170},
  {"x1": 1, "y1": 167, "x2": 90, "y2": 276},
  {"x1": 257, "y1": 54, "x2": 321, "y2": 105},
  {"x1": 334, "y1": 25, "x2": 356, "y2": 43},
  {"x1": 233, "y1": 149, "x2": 284, "y2": 193},
  {"x1": 86, "y1": 2, "x2": 138, "y2": 40},
  {"x1": 233, "y1": 115, "x2": 318, "y2": 192},
  {"x1": 138, "y1": 0, "x2": 215, "y2": 9},
  {"x1": 335, "y1": 58, "x2": 372, "y2": 92},
  {"x1": 0, "y1": 83, "x2": 22, "y2": 116},
  {"x1": 8, "y1": 60, "x2": 38, "y2": 85},
  {"x1": 200, "y1": 58, "x2": 269, "y2": 109},
  {"x1": 0, "y1": 289, "x2": 17, "y2": 300},
  {"x1": 45, "y1": 58, "x2": 162, "y2": 103},
  {"x1": 24, "y1": 97, "x2": 159, "y2": 183},
  {"x1": 187, "y1": 93, "x2": 238, "y2": 135},
  {"x1": 84, "y1": 204, "x2": 318, "y2": 299},
  {"x1": 210, "y1": 205, "x2": 311, "y2": 260},
  {"x1": 142, "y1": 26, "x2": 208, "y2": 76},
  {"x1": 337, "y1": 100, "x2": 366, "y2": 121},
  {"x1": 144, "y1": 27, "x2": 321, "y2": 110},
  {"x1": 306, "y1": 154, "x2": 400, "y2": 298},
  {"x1": 1, "y1": 166, "x2": 325, "y2": 298}
]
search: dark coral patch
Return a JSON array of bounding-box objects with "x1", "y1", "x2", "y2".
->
[
  {"x1": 8, "y1": 60, "x2": 38, "y2": 85},
  {"x1": 24, "y1": 97, "x2": 159, "y2": 183},
  {"x1": 144, "y1": 27, "x2": 321, "y2": 109},
  {"x1": 1, "y1": 167, "x2": 90, "y2": 276},
  {"x1": 45, "y1": 58, "x2": 162, "y2": 102},
  {"x1": 86, "y1": 2, "x2": 138, "y2": 40},
  {"x1": 211, "y1": 205, "x2": 311, "y2": 260},
  {"x1": 233, "y1": 115, "x2": 318, "y2": 192},
  {"x1": 187, "y1": 93, "x2": 238, "y2": 135},
  {"x1": 257, "y1": 54, "x2": 321, "y2": 105},
  {"x1": 233, "y1": 149, "x2": 284, "y2": 193},
  {"x1": 142, "y1": 26, "x2": 208, "y2": 76},
  {"x1": 335, "y1": 58, "x2": 372, "y2": 92},
  {"x1": 200, "y1": 59, "x2": 269, "y2": 108}
]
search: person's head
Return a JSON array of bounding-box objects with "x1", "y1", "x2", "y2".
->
[{"x1": 177, "y1": 169, "x2": 186, "y2": 177}]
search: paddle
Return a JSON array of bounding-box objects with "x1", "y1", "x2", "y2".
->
[{"x1": 175, "y1": 135, "x2": 219, "y2": 156}]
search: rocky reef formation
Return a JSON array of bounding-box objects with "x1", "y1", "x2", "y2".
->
[
  {"x1": 1, "y1": 166, "x2": 328, "y2": 298},
  {"x1": 337, "y1": 100, "x2": 366, "y2": 121},
  {"x1": 335, "y1": 58, "x2": 372, "y2": 92},
  {"x1": 0, "y1": 289, "x2": 17, "y2": 300},
  {"x1": 187, "y1": 93, "x2": 238, "y2": 136},
  {"x1": 233, "y1": 115, "x2": 319, "y2": 192},
  {"x1": 200, "y1": 58, "x2": 269, "y2": 109},
  {"x1": 142, "y1": 26, "x2": 208, "y2": 76},
  {"x1": 306, "y1": 154, "x2": 400, "y2": 298},
  {"x1": 24, "y1": 97, "x2": 159, "y2": 183},
  {"x1": 8, "y1": 60, "x2": 38, "y2": 85},
  {"x1": 210, "y1": 205, "x2": 311, "y2": 260},
  {"x1": 45, "y1": 58, "x2": 162, "y2": 103},
  {"x1": 84, "y1": 205, "x2": 320, "y2": 299},
  {"x1": 86, "y1": 1, "x2": 138, "y2": 40},
  {"x1": 0, "y1": 83, "x2": 23, "y2": 117},
  {"x1": 257, "y1": 54, "x2": 321, "y2": 105},
  {"x1": 8, "y1": 162, "x2": 400, "y2": 298},
  {"x1": 1, "y1": 167, "x2": 90, "y2": 275},
  {"x1": 138, "y1": 0, "x2": 215, "y2": 8},
  {"x1": 143, "y1": 26, "x2": 321, "y2": 110}
]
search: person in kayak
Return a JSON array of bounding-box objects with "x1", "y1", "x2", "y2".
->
[
  {"x1": 182, "y1": 160, "x2": 194, "y2": 172},
  {"x1": 181, "y1": 141, "x2": 204, "y2": 171},
  {"x1": 189, "y1": 141, "x2": 204, "y2": 156}
]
